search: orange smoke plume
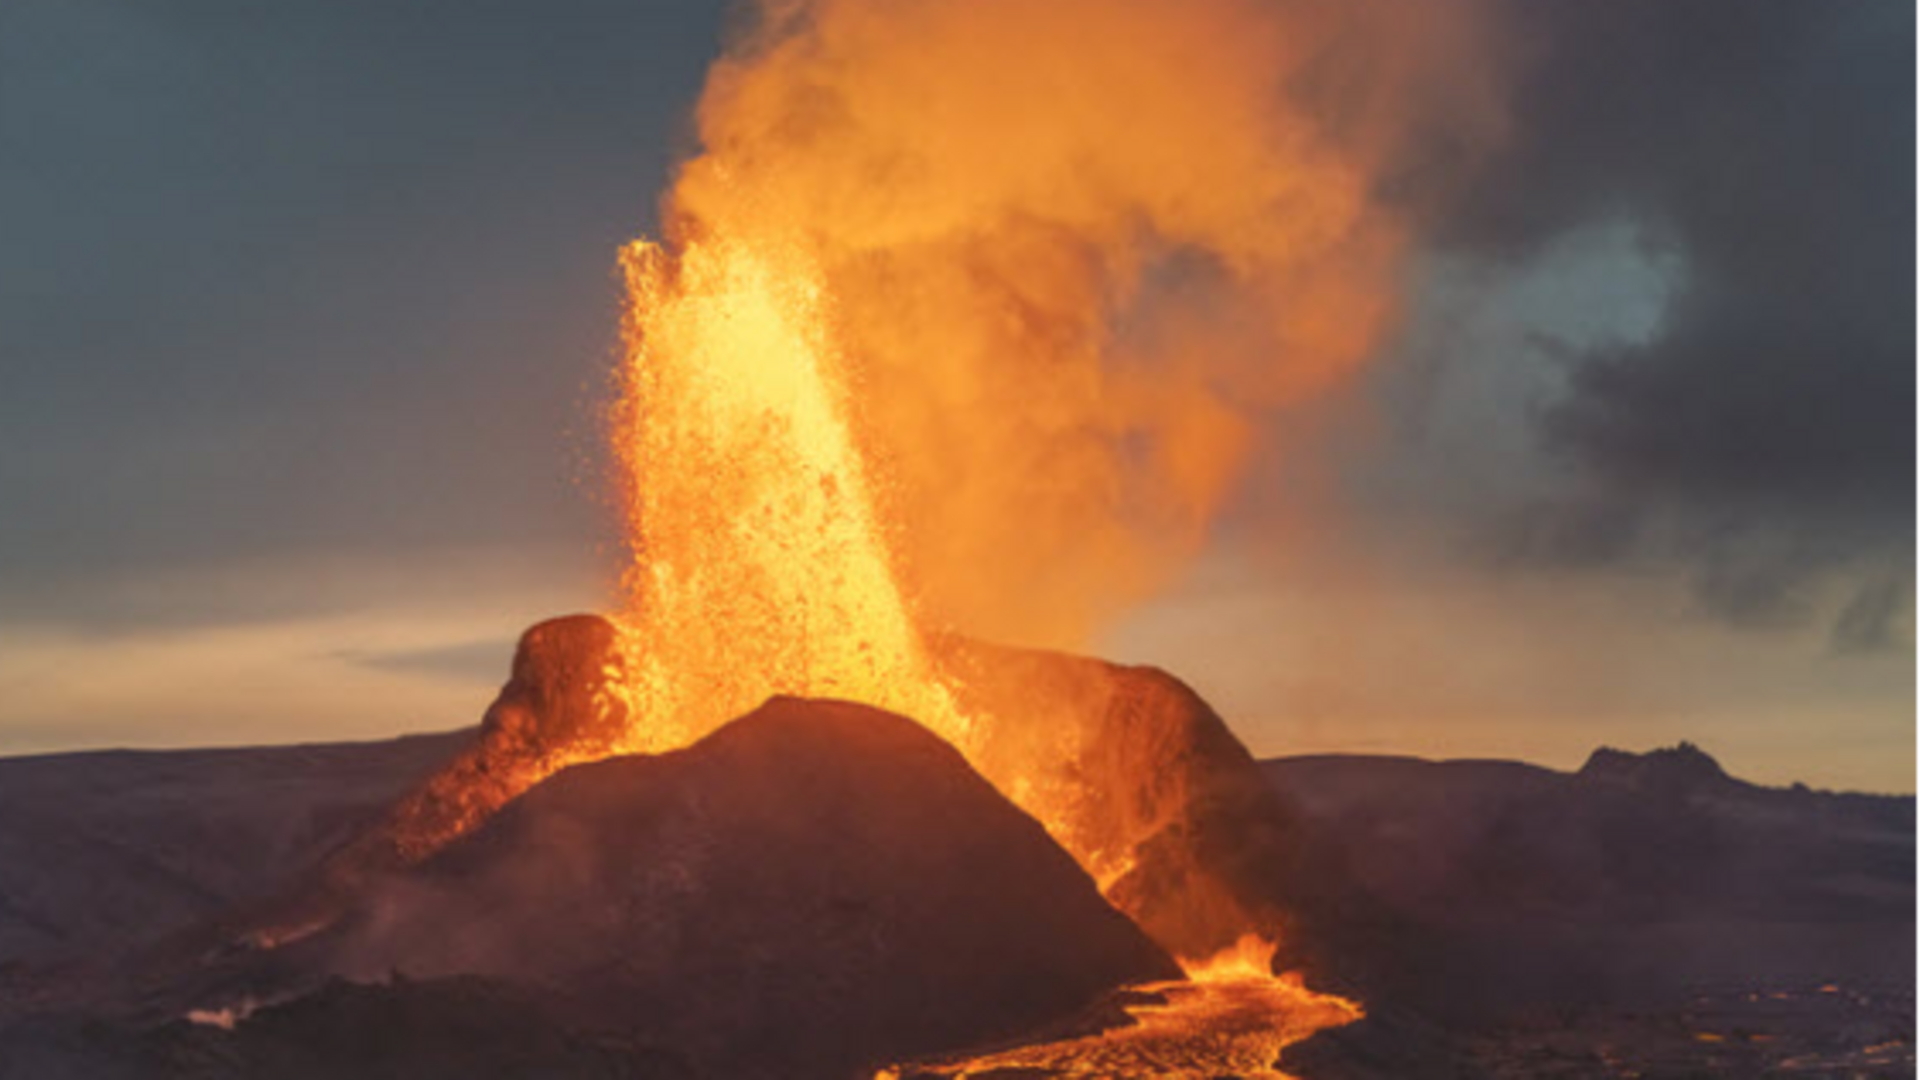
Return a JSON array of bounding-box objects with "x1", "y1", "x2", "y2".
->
[
  {"x1": 624, "y1": 0, "x2": 1495, "y2": 651},
  {"x1": 592, "y1": 1, "x2": 1509, "y2": 977}
]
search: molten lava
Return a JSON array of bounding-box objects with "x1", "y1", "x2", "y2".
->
[{"x1": 877, "y1": 938, "x2": 1362, "y2": 1079}]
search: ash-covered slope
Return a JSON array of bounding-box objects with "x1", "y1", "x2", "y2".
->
[
  {"x1": 179, "y1": 698, "x2": 1177, "y2": 1080},
  {"x1": 0, "y1": 730, "x2": 469, "y2": 966}
]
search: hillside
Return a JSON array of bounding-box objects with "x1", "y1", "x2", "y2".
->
[
  {"x1": 0, "y1": 731, "x2": 470, "y2": 965},
  {"x1": 1265, "y1": 743, "x2": 1914, "y2": 1074}
]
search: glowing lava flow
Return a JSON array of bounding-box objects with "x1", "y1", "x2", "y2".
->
[{"x1": 877, "y1": 937, "x2": 1362, "y2": 1079}]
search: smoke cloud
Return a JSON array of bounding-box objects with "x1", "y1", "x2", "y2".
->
[
  {"x1": 1451, "y1": 0, "x2": 1914, "y2": 641},
  {"x1": 649, "y1": 0, "x2": 1502, "y2": 647}
]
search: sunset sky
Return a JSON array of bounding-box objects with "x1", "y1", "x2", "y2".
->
[{"x1": 2, "y1": 1, "x2": 1912, "y2": 792}]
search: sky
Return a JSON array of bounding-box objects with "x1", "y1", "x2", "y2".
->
[{"x1": 1, "y1": 0, "x2": 1912, "y2": 792}]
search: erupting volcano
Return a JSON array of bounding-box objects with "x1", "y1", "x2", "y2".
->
[
  {"x1": 0, "y1": 0, "x2": 1562, "y2": 1075},
  {"x1": 267, "y1": 0, "x2": 1466, "y2": 1071},
  {"x1": 4, "y1": 2, "x2": 1910, "y2": 1078}
]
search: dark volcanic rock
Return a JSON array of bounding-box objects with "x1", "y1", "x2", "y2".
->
[
  {"x1": 1264, "y1": 747, "x2": 1916, "y2": 1025},
  {"x1": 1577, "y1": 740, "x2": 1734, "y2": 795},
  {"x1": 166, "y1": 977, "x2": 700, "y2": 1080},
  {"x1": 0, "y1": 730, "x2": 469, "y2": 969},
  {"x1": 1281, "y1": 1007, "x2": 1484, "y2": 1080},
  {"x1": 4, "y1": 977, "x2": 700, "y2": 1080},
  {"x1": 235, "y1": 698, "x2": 1178, "y2": 1080}
]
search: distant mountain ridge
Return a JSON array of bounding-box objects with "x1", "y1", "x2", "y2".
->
[
  {"x1": 1578, "y1": 740, "x2": 1733, "y2": 792},
  {"x1": 1261, "y1": 741, "x2": 1914, "y2": 1022}
]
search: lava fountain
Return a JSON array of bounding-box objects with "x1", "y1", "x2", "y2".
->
[{"x1": 611, "y1": 233, "x2": 968, "y2": 756}]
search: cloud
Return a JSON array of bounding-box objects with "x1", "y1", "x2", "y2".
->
[
  {"x1": 1831, "y1": 574, "x2": 1911, "y2": 657},
  {"x1": 1422, "y1": 0, "x2": 1912, "y2": 642},
  {"x1": 335, "y1": 638, "x2": 516, "y2": 684}
]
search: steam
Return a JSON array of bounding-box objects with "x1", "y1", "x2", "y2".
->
[{"x1": 652, "y1": 0, "x2": 1501, "y2": 647}]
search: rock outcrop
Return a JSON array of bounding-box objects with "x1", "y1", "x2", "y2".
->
[{"x1": 934, "y1": 636, "x2": 1332, "y2": 963}]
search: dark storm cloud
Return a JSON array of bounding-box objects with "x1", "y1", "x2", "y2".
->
[
  {"x1": 1445, "y1": 0, "x2": 1914, "y2": 632},
  {"x1": 0, "y1": 0, "x2": 724, "y2": 617}
]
